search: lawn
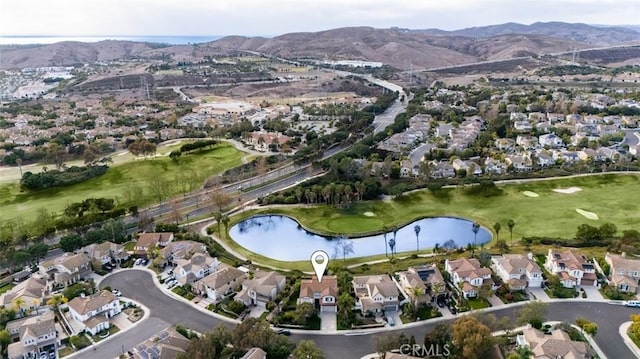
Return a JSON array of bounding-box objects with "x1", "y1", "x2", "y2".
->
[
  {"x1": 467, "y1": 298, "x2": 491, "y2": 310},
  {"x1": 0, "y1": 143, "x2": 244, "y2": 223},
  {"x1": 245, "y1": 173, "x2": 640, "y2": 241},
  {"x1": 0, "y1": 283, "x2": 16, "y2": 294}
]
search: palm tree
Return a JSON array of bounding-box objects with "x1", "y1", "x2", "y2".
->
[
  {"x1": 214, "y1": 211, "x2": 223, "y2": 236},
  {"x1": 414, "y1": 224, "x2": 421, "y2": 253},
  {"x1": 410, "y1": 287, "x2": 424, "y2": 309},
  {"x1": 493, "y1": 222, "x2": 501, "y2": 241},
  {"x1": 12, "y1": 298, "x2": 25, "y2": 317},
  {"x1": 382, "y1": 225, "x2": 389, "y2": 257},
  {"x1": 508, "y1": 219, "x2": 516, "y2": 242},
  {"x1": 433, "y1": 242, "x2": 441, "y2": 256},
  {"x1": 391, "y1": 226, "x2": 399, "y2": 256},
  {"x1": 221, "y1": 214, "x2": 230, "y2": 234},
  {"x1": 471, "y1": 222, "x2": 480, "y2": 255}
]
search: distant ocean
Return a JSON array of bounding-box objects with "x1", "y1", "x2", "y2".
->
[{"x1": 0, "y1": 35, "x2": 223, "y2": 46}]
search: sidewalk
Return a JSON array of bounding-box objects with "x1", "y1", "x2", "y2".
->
[{"x1": 619, "y1": 321, "x2": 640, "y2": 358}]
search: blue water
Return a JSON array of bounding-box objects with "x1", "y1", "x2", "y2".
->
[
  {"x1": 0, "y1": 35, "x2": 223, "y2": 46},
  {"x1": 229, "y1": 215, "x2": 492, "y2": 261}
]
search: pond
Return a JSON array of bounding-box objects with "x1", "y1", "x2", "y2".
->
[{"x1": 228, "y1": 215, "x2": 492, "y2": 261}]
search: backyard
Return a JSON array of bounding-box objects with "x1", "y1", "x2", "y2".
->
[{"x1": 0, "y1": 143, "x2": 245, "y2": 223}]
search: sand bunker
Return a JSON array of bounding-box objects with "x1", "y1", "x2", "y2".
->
[
  {"x1": 554, "y1": 187, "x2": 582, "y2": 194},
  {"x1": 363, "y1": 212, "x2": 375, "y2": 217},
  {"x1": 523, "y1": 191, "x2": 540, "y2": 197},
  {"x1": 576, "y1": 208, "x2": 599, "y2": 220}
]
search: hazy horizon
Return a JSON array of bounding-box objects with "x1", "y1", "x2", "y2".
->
[{"x1": 1, "y1": 0, "x2": 639, "y2": 37}]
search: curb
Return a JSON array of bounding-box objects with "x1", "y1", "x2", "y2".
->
[
  {"x1": 64, "y1": 299, "x2": 152, "y2": 359},
  {"x1": 620, "y1": 321, "x2": 640, "y2": 358}
]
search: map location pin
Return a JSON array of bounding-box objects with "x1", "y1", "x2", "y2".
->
[{"x1": 310, "y1": 250, "x2": 329, "y2": 283}]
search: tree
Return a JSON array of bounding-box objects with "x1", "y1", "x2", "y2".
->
[
  {"x1": 410, "y1": 287, "x2": 424, "y2": 309},
  {"x1": 508, "y1": 219, "x2": 516, "y2": 242},
  {"x1": 294, "y1": 302, "x2": 315, "y2": 325},
  {"x1": 12, "y1": 297, "x2": 25, "y2": 316},
  {"x1": 493, "y1": 222, "x2": 501, "y2": 241},
  {"x1": 46, "y1": 294, "x2": 68, "y2": 312},
  {"x1": 516, "y1": 302, "x2": 547, "y2": 329},
  {"x1": 372, "y1": 334, "x2": 402, "y2": 359},
  {"x1": 232, "y1": 318, "x2": 294, "y2": 359},
  {"x1": 292, "y1": 340, "x2": 325, "y2": 359},
  {"x1": 337, "y1": 292, "x2": 354, "y2": 329},
  {"x1": 332, "y1": 237, "x2": 354, "y2": 261},
  {"x1": 210, "y1": 190, "x2": 232, "y2": 212},
  {"x1": 221, "y1": 214, "x2": 230, "y2": 234},
  {"x1": 382, "y1": 225, "x2": 389, "y2": 257},
  {"x1": 576, "y1": 317, "x2": 598, "y2": 336},
  {"x1": 452, "y1": 315, "x2": 493, "y2": 359},
  {"x1": 414, "y1": 224, "x2": 421, "y2": 253},
  {"x1": 0, "y1": 329, "x2": 10, "y2": 356},
  {"x1": 45, "y1": 142, "x2": 67, "y2": 170},
  {"x1": 471, "y1": 222, "x2": 480, "y2": 255}
]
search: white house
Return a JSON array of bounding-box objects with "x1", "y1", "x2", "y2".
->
[
  {"x1": 193, "y1": 265, "x2": 247, "y2": 303},
  {"x1": 605, "y1": 253, "x2": 640, "y2": 293},
  {"x1": 545, "y1": 250, "x2": 597, "y2": 288},
  {"x1": 352, "y1": 275, "x2": 400, "y2": 313},
  {"x1": 491, "y1": 254, "x2": 543, "y2": 290},
  {"x1": 67, "y1": 290, "x2": 121, "y2": 335},
  {"x1": 174, "y1": 253, "x2": 220, "y2": 285},
  {"x1": 38, "y1": 253, "x2": 91, "y2": 286},
  {"x1": 445, "y1": 258, "x2": 493, "y2": 298},
  {"x1": 538, "y1": 133, "x2": 565, "y2": 148},
  {"x1": 6, "y1": 312, "x2": 58, "y2": 359},
  {"x1": 235, "y1": 271, "x2": 286, "y2": 307}
]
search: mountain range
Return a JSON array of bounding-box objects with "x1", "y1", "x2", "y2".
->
[{"x1": 1, "y1": 22, "x2": 638, "y2": 70}]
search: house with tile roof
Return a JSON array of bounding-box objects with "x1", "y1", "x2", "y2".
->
[
  {"x1": 516, "y1": 326, "x2": 591, "y2": 359},
  {"x1": 445, "y1": 258, "x2": 493, "y2": 298},
  {"x1": 83, "y1": 241, "x2": 129, "y2": 265},
  {"x1": 135, "y1": 232, "x2": 174, "y2": 256},
  {"x1": 605, "y1": 252, "x2": 640, "y2": 293},
  {"x1": 491, "y1": 254, "x2": 543, "y2": 290},
  {"x1": 193, "y1": 264, "x2": 247, "y2": 303},
  {"x1": 6, "y1": 311, "x2": 58, "y2": 359},
  {"x1": 38, "y1": 253, "x2": 91, "y2": 286},
  {"x1": 67, "y1": 290, "x2": 121, "y2": 335},
  {"x1": 545, "y1": 249, "x2": 597, "y2": 288},
  {"x1": 160, "y1": 240, "x2": 207, "y2": 267},
  {"x1": 1, "y1": 276, "x2": 47, "y2": 315},
  {"x1": 174, "y1": 253, "x2": 219, "y2": 285},
  {"x1": 235, "y1": 271, "x2": 286, "y2": 307},
  {"x1": 397, "y1": 265, "x2": 446, "y2": 305},
  {"x1": 352, "y1": 275, "x2": 400, "y2": 313},
  {"x1": 298, "y1": 275, "x2": 338, "y2": 313},
  {"x1": 241, "y1": 347, "x2": 267, "y2": 359}
]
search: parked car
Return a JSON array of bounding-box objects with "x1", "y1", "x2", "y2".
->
[
  {"x1": 449, "y1": 305, "x2": 457, "y2": 315},
  {"x1": 39, "y1": 352, "x2": 48, "y2": 359},
  {"x1": 142, "y1": 258, "x2": 149, "y2": 265},
  {"x1": 48, "y1": 350, "x2": 56, "y2": 359},
  {"x1": 134, "y1": 258, "x2": 142, "y2": 265},
  {"x1": 112, "y1": 289, "x2": 122, "y2": 297},
  {"x1": 388, "y1": 317, "x2": 395, "y2": 326},
  {"x1": 624, "y1": 300, "x2": 640, "y2": 307},
  {"x1": 276, "y1": 329, "x2": 291, "y2": 336}
]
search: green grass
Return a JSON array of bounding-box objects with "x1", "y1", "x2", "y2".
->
[
  {"x1": 123, "y1": 241, "x2": 135, "y2": 251},
  {"x1": 91, "y1": 325, "x2": 120, "y2": 342},
  {"x1": 245, "y1": 174, "x2": 640, "y2": 241},
  {"x1": 0, "y1": 144, "x2": 244, "y2": 223},
  {"x1": 0, "y1": 283, "x2": 16, "y2": 294},
  {"x1": 467, "y1": 298, "x2": 491, "y2": 309}
]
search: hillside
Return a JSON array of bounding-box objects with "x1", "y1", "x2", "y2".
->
[{"x1": 0, "y1": 22, "x2": 638, "y2": 70}]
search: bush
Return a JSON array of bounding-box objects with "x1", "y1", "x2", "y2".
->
[{"x1": 21, "y1": 165, "x2": 108, "y2": 190}]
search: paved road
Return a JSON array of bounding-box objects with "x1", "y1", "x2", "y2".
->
[{"x1": 100, "y1": 270, "x2": 636, "y2": 359}]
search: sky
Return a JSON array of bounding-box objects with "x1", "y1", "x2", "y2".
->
[{"x1": 1, "y1": 0, "x2": 639, "y2": 37}]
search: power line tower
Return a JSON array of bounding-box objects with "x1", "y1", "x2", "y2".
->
[{"x1": 141, "y1": 76, "x2": 151, "y2": 100}]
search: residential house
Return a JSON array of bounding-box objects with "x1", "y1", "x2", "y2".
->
[
  {"x1": 135, "y1": 232, "x2": 174, "y2": 256},
  {"x1": 494, "y1": 138, "x2": 515, "y2": 151},
  {"x1": 516, "y1": 135, "x2": 539, "y2": 150},
  {"x1": 510, "y1": 112, "x2": 528, "y2": 122},
  {"x1": 546, "y1": 113, "x2": 565, "y2": 123},
  {"x1": 505, "y1": 155, "x2": 532, "y2": 172},
  {"x1": 491, "y1": 254, "x2": 543, "y2": 290},
  {"x1": 67, "y1": 290, "x2": 121, "y2": 335},
  {"x1": 1, "y1": 277, "x2": 47, "y2": 315},
  {"x1": 430, "y1": 161, "x2": 455, "y2": 179},
  {"x1": 400, "y1": 160, "x2": 418, "y2": 178},
  {"x1": 174, "y1": 253, "x2": 220, "y2": 285},
  {"x1": 578, "y1": 148, "x2": 601, "y2": 162},
  {"x1": 605, "y1": 253, "x2": 640, "y2": 293},
  {"x1": 193, "y1": 264, "x2": 247, "y2": 303},
  {"x1": 297, "y1": 275, "x2": 338, "y2": 313},
  {"x1": 451, "y1": 159, "x2": 469, "y2": 174},
  {"x1": 133, "y1": 327, "x2": 191, "y2": 359},
  {"x1": 352, "y1": 275, "x2": 400, "y2": 313},
  {"x1": 83, "y1": 241, "x2": 129, "y2": 265},
  {"x1": 247, "y1": 131, "x2": 291, "y2": 152},
  {"x1": 516, "y1": 327, "x2": 591, "y2": 359},
  {"x1": 484, "y1": 157, "x2": 507, "y2": 175},
  {"x1": 39, "y1": 253, "x2": 91, "y2": 287},
  {"x1": 398, "y1": 265, "x2": 446, "y2": 304},
  {"x1": 513, "y1": 121, "x2": 533, "y2": 132},
  {"x1": 6, "y1": 312, "x2": 58, "y2": 359},
  {"x1": 545, "y1": 250, "x2": 597, "y2": 288},
  {"x1": 538, "y1": 133, "x2": 565, "y2": 148},
  {"x1": 536, "y1": 153, "x2": 555, "y2": 168},
  {"x1": 235, "y1": 271, "x2": 286, "y2": 307},
  {"x1": 445, "y1": 258, "x2": 493, "y2": 298},
  {"x1": 241, "y1": 348, "x2": 267, "y2": 359},
  {"x1": 160, "y1": 240, "x2": 208, "y2": 267}
]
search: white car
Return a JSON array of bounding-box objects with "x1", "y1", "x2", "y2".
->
[
  {"x1": 134, "y1": 258, "x2": 142, "y2": 265},
  {"x1": 624, "y1": 300, "x2": 640, "y2": 307},
  {"x1": 112, "y1": 289, "x2": 122, "y2": 297}
]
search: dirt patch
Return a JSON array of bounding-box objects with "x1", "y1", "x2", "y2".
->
[
  {"x1": 554, "y1": 187, "x2": 582, "y2": 194},
  {"x1": 576, "y1": 208, "x2": 599, "y2": 220},
  {"x1": 522, "y1": 191, "x2": 539, "y2": 197}
]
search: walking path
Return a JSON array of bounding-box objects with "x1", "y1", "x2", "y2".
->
[{"x1": 619, "y1": 321, "x2": 640, "y2": 358}]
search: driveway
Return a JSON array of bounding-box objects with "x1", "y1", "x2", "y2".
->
[
  {"x1": 319, "y1": 312, "x2": 337, "y2": 333},
  {"x1": 487, "y1": 295, "x2": 505, "y2": 307},
  {"x1": 528, "y1": 287, "x2": 551, "y2": 302},
  {"x1": 248, "y1": 305, "x2": 266, "y2": 318},
  {"x1": 582, "y1": 286, "x2": 605, "y2": 301}
]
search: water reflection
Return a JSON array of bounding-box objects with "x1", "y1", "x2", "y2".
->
[{"x1": 228, "y1": 215, "x2": 492, "y2": 261}]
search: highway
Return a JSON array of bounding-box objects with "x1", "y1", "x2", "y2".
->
[{"x1": 101, "y1": 270, "x2": 636, "y2": 359}]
